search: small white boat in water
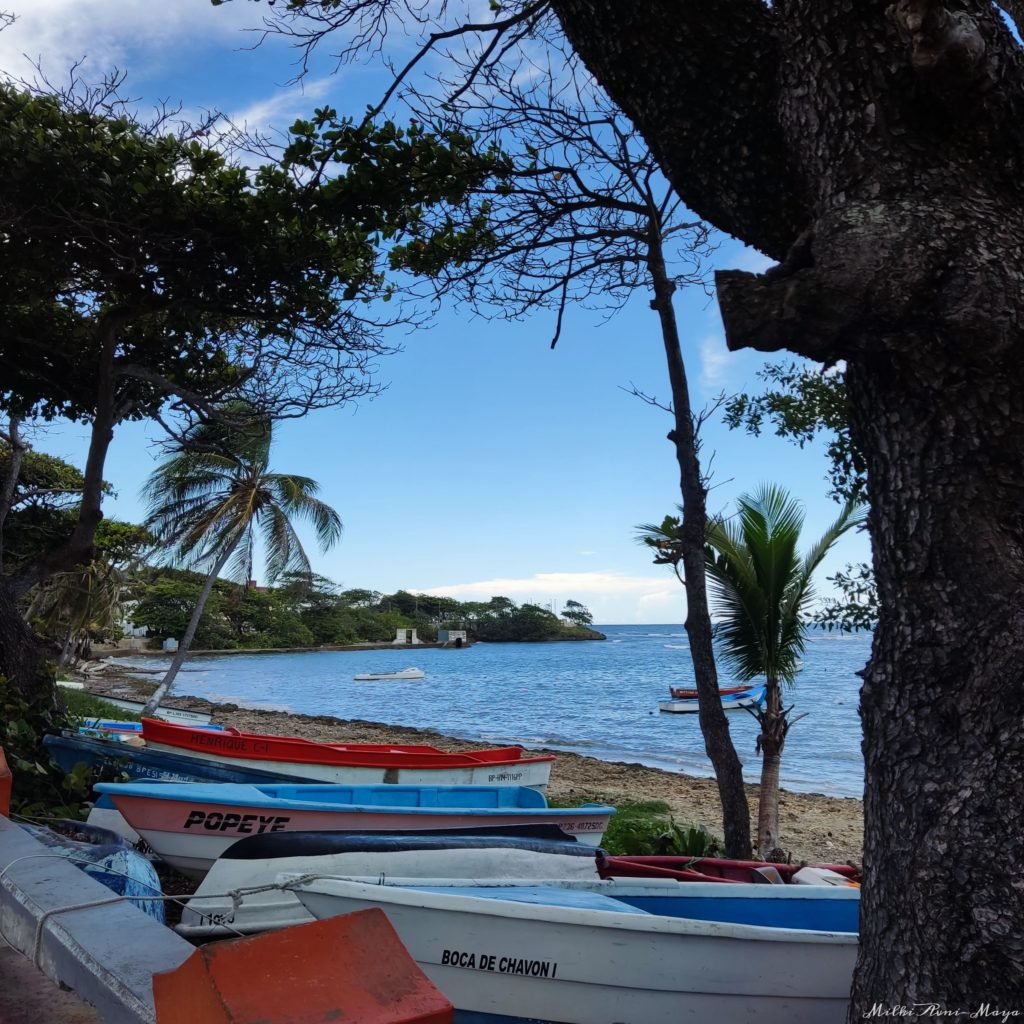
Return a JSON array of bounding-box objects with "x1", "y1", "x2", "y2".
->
[
  {"x1": 658, "y1": 685, "x2": 766, "y2": 714},
  {"x1": 353, "y1": 667, "x2": 426, "y2": 681},
  {"x1": 291, "y1": 874, "x2": 858, "y2": 1024}
]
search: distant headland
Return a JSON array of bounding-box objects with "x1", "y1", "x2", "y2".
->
[{"x1": 114, "y1": 574, "x2": 605, "y2": 654}]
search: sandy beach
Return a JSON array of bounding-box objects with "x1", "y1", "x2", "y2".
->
[{"x1": 81, "y1": 670, "x2": 864, "y2": 865}]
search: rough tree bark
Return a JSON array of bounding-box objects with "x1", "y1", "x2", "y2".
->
[
  {"x1": 552, "y1": 0, "x2": 1024, "y2": 1010},
  {"x1": 647, "y1": 226, "x2": 753, "y2": 859}
]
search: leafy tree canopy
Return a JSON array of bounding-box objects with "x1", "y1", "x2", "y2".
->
[
  {"x1": 0, "y1": 83, "x2": 501, "y2": 426},
  {"x1": 724, "y1": 363, "x2": 865, "y2": 502}
]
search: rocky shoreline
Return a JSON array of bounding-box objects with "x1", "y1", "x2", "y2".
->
[{"x1": 80, "y1": 669, "x2": 864, "y2": 865}]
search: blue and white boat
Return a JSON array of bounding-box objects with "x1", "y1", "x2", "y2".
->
[
  {"x1": 658, "y1": 684, "x2": 767, "y2": 714},
  {"x1": 291, "y1": 874, "x2": 858, "y2": 1024},
  {"x1": 92, "y1": 781, "x2": 616, "y2": 878}
]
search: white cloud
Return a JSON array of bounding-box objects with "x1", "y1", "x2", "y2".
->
[
  {"x1": 422, "y1": 570, "x2": 665, "y2": 599},
  {"x1": 732, "y1": 247, "x2": 775, "y2": 275},
  {"x1": 0, "y1": 0, "x2": 254, "y2": 83},
  {"x1": 699, "y1": 332, "x2": 732, "y2": 388},
  {"x1": 418, "y1": 571, "x2": 685, "y2": 625},
  {"x1": 230, "y1": 75, "x2": 334, "y2": 133}
]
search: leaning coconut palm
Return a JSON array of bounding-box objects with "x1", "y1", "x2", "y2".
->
[
  {"x1": 704, "y1": 484, "x2": 865, "y2": 860},
  {"x1": 140, "y1": 415, "x2": 342, "y2": 716}
]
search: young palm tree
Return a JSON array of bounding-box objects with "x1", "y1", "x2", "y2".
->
[
  {"x1": 140, "y1": 416, "x2": 342, "y2": 716},
  {"x1": 705, "y1": 484, "x2": 865, "y2": 860}
]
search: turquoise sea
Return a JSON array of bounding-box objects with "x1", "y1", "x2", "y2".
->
[{"x1": 122, "y1": 624, "x2": 872, "y2": 799}]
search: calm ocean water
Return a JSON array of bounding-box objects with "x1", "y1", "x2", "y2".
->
[{"x1": 122, "y1": 624, "x2": 872, "y2": 798}]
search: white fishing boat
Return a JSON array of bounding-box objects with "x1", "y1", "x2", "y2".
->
[
  {"x1": 176, "y1": 827, "x2": 604, "y2": 939},
  {"x1": 291, "y1": 875, "x2": 858, "y2": 1024},
  {"x1": 353, "y1": 667, "x2": 426, "y2": 681},
  {"x1": 658, "y1": 685, "x2": 767, "y2": 714},
  {"x1": 96, "y1": 696, "x2": 213, "y2": 726}
]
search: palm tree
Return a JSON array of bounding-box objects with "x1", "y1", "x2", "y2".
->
[
  {"x1": 140, "y1": 416, "x2": 342, "y2": 716},
  {"x1": 704, "y1": 484, "x2": 865, "y2": 860}
]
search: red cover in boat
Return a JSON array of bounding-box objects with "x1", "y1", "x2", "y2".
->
[
  {"x1": 596, "y1": 854, "x2": 861, "y2": 884},
  {"x1": 667, "y1": 684, "x2": 750, "y2": 699},
  {"x1": 141, "y1": 718, "x2": 555, "y2": 770}
]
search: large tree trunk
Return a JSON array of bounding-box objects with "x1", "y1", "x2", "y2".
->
[
  {"x1": 844, "y1": 341, "x2": 1024, "y2": 1005},
  {"x1": 551, "y1": 0, "x2": 1024, "y2": 1009},
  {"x1": 647, "y1": 227, "x2": 753, "y2": 859}
]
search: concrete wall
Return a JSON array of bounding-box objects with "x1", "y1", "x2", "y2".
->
[{"x1": 0, "y1": 816, "x2": 194, "y2": 1023}]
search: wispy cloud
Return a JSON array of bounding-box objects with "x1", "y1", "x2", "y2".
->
[
  {"x1": 230, "y1": 76, "x2": 335, "y2": 133},
  {"x1": 699, "y1": 332, "x2": 733, "y2": 388},
  {"x1": 418, "y1": 570, "x2": 685, "y2": 623},
  {"x1": 0, "y1": 1, "x2": 254, "y2": 83},
  {"x1": 421, "y1": 570, "x2": 668, "y2": 600},
  {"x1": 732, "y1": 248, "x2": 775, "y2": 275}
]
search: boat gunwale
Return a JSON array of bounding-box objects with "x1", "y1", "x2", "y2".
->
[
  {"x1": 286, "y1": 873, "x2": 858, "y2": 945},
  {"x1": 93, "y1": 782, "x2": 613, "y2": 817}
]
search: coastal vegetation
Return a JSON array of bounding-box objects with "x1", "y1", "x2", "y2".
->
[
  {"x1": 0, "y1": 75, "x2": 497, "y2": 785},
  {"x1": 703, "y1": 486, "x2": 865, "y2": 859},
  {"x1": 129, "y1": 573, "x2": 602, "y2": 649},
  {"x1": 140, "y1": 412, "x2": 343, "y2": 714},
  {"x1": 2, "y1": 0, "x2": 1020, "y2": 1001},
  {"x1": 639, "y1": 484, "x2": 865, "y2": 857}
]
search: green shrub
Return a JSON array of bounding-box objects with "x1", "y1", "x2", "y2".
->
[{"x1": 598, "y1": 799, "x2": 722, "y2": 857}]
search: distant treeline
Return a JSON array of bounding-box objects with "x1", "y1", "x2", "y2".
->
[{"x1": 125, "y1": 570, "x2": 604, "y2": 649}]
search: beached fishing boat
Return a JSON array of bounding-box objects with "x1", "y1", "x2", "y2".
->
[
  {"x1": 90, "y1": 695, "x2": 213, "y2": 726},
  {"x1": 597, "y1": 853, "x2": 861, "y2": 885},
  {"x1": 140, "y1": 718, "x2": 556, "y2": 791},
  {"x1": 56, "y1": 680, "x2": 213, "y2": 724},
  {"x1": 176, "y1": 826, "x2": 604, "y2": 939},
  {"x1": 290, "y1": 875, "x2": 858, "y2": 1024},
  {"x1": 353, "y1": 667, "x2": 426, "y2": 681},
  {"x1": 658, "y1": 685, "x2": 766, "y2": 714},
  {"x1": 46, "y1": 731, "x2": 306, "y2": 785},
  {"x1": 92, "y1": 781, "x2": 615, "y2": 879},
  {"x1": 46, "y1": 731, "x2": 321, "y2": 842},
  {"x1": 18, "y1": 820, "x2": 165, "y2": 923}
]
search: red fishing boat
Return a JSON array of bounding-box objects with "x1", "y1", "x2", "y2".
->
[
  {"x1": 667, "y1": 684, "x2": 751, "y2": 700},
  {"x1": 140, "y1": 718, "x2": 555, "y2": 791}
]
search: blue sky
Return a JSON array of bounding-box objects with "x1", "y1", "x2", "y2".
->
[{"x1": 1, "y1": 0, "x2": 871, "y2": 622}]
